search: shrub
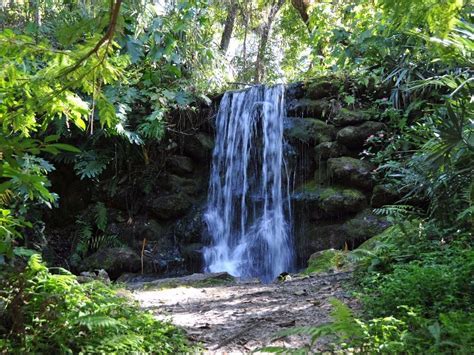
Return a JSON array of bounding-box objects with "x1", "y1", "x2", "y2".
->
[
  {"x1": 0, "y1": 255, "x2": 193, "y2": 353},
  {"x1": 361, "y1": 252, "x2": 474, "y2": 319}
]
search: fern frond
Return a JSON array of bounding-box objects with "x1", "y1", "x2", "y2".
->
[
  {"x1": 76, "y1": 315, "x2": 121, "y2": 331},
  {"x1": 88, "y1": 234, "x2": 121, "y2": 251},
  {"x1": 374, "y1": 205, "x2": 421, "y2": 219},
  {"x1": 94, "y1": 202, "x2": 107, "y2": 231},
  {"x1": 0, "y1": 189, "x2": 14, "y2": 206}
]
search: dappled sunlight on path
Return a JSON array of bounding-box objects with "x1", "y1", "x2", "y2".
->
[{"x1": 133, "y1": 271, "x2": 356, "y2": 353}]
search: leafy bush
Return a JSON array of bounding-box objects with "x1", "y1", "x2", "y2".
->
[
  {"x1": 0, "y1": 255, "x2": 193, "y2": 353},
  {"x1": 361, "y1": 254, "x2": 474, "y2": 319}
]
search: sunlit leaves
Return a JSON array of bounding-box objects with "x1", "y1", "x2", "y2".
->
[{"x1": 378, "y1": 0, "x2": 464, "y2": 37}]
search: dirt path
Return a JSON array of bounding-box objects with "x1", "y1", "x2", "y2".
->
[{"x1": 131, "y1": 271, "x2": 355, "y2": 353}]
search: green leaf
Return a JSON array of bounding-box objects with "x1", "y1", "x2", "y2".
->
[{"x1": 48, "y1": 143, "x2": 81, "y2": 153}]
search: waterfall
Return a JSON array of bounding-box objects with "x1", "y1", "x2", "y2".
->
[{"x1": 203, "y1": 84, "x2": 294, "y2": 282}]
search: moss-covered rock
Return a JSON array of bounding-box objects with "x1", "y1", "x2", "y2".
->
[
  {"x1": 371, "y1": 184, "x2": 401, "y2": 207},
  {"x1": 341, "y1": 209, "x2": 390, "y2": 244},
  {"x1": 182, "y1": 132, "x2": 214, "y2": 162},
  {"x1": 295, "y1": 222, "x2": 348, "y2": 262},
  {"x1": 285, "y1": 82, "x2": 305, "y2": 100},
  {"x1": 150, "y1": 193, "x2": 193, "y2": 220},
  {"x1": 336, "y1": 121, "x2": 387, "y2": 149},
  {"x1": 327, "y1": 156, "x2": 375, "y2": 190},
  {"x1": 319, "y1": 186, "x2": 367, "y2": 216},
  {"x1": 303, "y1": 249, "x2": 347, "y2": 274},
  {"x1": 160, "y1": 174, "x2": 203, "y2": 196},
  {"x1": 166, "y1": 155, "x2": 194, "y2": 175},
  {"x1": 332, "y1": 108, "x2": 373, "y2": 127},
  {"x1": 284, "y1": 117, "x2": 336, "y2": 146},
  {"x1": 314, "y1": 141, "x2": 349, "y2": 161},
  {"x1": 293, "y1": 182, "x2": 366, "y2": 218},
  {"x1": 355, "y1": 220, "x2": 420, "y2": 251},
  {"x1": 286, "y1": 98, "x2": 332, "y2": 118},
  {"x1": 81, "y1": 247, "x2": 141, "y2": 280},
  {"x1": 304, "y1": 80, "x2": 339, "y2": 100}
]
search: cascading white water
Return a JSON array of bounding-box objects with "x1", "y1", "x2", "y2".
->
[{"x1": 203, "y1": 84, "x2": 294, "y2": 282}]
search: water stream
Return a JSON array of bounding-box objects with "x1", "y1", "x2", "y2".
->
[{"x1": 203, "y1": 85, "x2": 294, "y2": 282}]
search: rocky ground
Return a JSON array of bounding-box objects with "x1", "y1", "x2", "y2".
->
[{"x1": 130, "y1": 271, "x2": 357, "y2": 353}]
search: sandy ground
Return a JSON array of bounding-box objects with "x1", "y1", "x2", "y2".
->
[{"x1": 131, "y1": 271, "x2": 356, "y2": 353}]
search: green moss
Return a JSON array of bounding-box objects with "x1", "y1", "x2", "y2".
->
[
  {"x1": 319, "y1": 186, "x2": 365, "y2": 201},
  {"x1": 297, "y1": 180, "x2": 320, "y2": 193},
  {"x1": 356, "y1": 220, "x2": 421, "y2": 251},
  {"x1": 285, "y1": 118, "x2": 332, "y2": 144},
  {"x1": 303, "y1": 249, "x2": 347, "y2": 274}
]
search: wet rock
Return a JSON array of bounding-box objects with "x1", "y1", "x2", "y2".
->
[
  {"x1": 341, "y1": 209, "x2": 390, "y2": 246},
  {"x1": 139, "y1": 219, "x2": 169, "y2": 243},
  {"x1": 285, "y1": 82, "x2": 305, "y2": 100},
  {"x1": 332, "y1": 108, "x2": 372, "y2": 127},
  {"x1": 182, "y1": 132, "x2": 214, "y2": 162},
  {"x1": 78, "y1": 269, "x2": 111, "y2": 284},
  {"x1": 327, "y1": 157, "x2": 375, "y2": 190},
  {"x1": 181, "y1": 243, "x2": 204, "y2": 273},
  {"x1": 295, "y1": 222, "x2": 348, "y2": 262},
  {"x1": 166, "y1": 155, "x2": 194, "y2": 175},
  {"x1": 371, "y1": 184, "x2": 401, "y2": 207},
  {"x1": 174, "y1": 205, "x2": 206, "y2": 244},
  {"x1": 157, "y1": 174, "x2": 203, "y2": 196},
  {"x1": 304, "y1": 80, "x2": 339, "y2": 100},
  {"x1": 143, "y1": 239, "x2": 184, "y2": 274},
  {"x1": 284, "y1": 117, "x2": 336, "y2": 146},
  {"x1": 314, "y1": 141, "x2": 349, "y2": 161},
  {"x1": 150, "y1": 193, "x2": 193, "y2": 220},
  {"x1": 336, "y1": 121, "x2": 386, "y2": 149},
  {"x1": 80, "y1": 247, "x2": 141, "y2": 280},
  {"x1": 318, "y1": 186, "x2": 366, "y2": 216},
  {"x1": 286, "y1": 99, "x2": 332, "y2": 119},
  {"x1": 293, "y1": 183, "x2": 366, "y2": 219}
]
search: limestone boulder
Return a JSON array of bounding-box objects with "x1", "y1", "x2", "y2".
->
[
  {"x1": 342, "y1": 209, "x2": 391, "y2": 246},
  {"x1": 371, "y1": 184, "x2": 401, "y2": 207},
  {"x1": 284, "y1": 117, "x2": 336, "y2": 146},
  {"x1": 336, "y1": 121, "x2": 386, "y2": 149},
  {"x1": 327, "y1": 157, "x2": 375, "y2": 190},
  {"x1": 332, "y1": 108, "x2": 373, "y2": 127},
  {"x1": 292, "y1": 183, "x2": 366, "y2": 219},
  {"x1": 174, "y1": 205, "x2": 207, "y2": 244},
  {"x1": 286, "y1": 99, "x2": 332, "y2": 119},
  {"x1": 166, "y1": 155, "x2": 194, "y2": 175},
  {"x1": 149, "y1": 193, "x2": 193, "y2": 220},
  {"x1": 294, "y1": 222, "x2": 348, "y2": 263},
  {"x1": 314, "y1": 141, "x2": 349, "y2": 161},
  {"x1": 182, "y1": 132, "x2": 214, "y2": 162},
  {"x1": 80, "y1": 247, "x2": 141, "y2": 280},
  {"x1": 304, "y1": 80, "x2": 339, "y2": 100}
]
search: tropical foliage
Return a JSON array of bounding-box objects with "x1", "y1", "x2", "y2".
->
[{"x1": 0, "y1": 0, "x2": 472, "y2": 352}]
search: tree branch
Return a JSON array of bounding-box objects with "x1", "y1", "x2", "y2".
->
[{"x1": 57, "y1": 0, "x2": 123, "y2": 79}]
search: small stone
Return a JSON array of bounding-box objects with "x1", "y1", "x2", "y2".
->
[{"x1": 294, "y1": 289, "x2": 307, "y2": 296}]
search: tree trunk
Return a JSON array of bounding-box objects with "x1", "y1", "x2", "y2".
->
[
  {"x1": 291, "y1": 0, "x2": 311, "y2": 28},
  {"x1": 219, "y1": 0, "x2": 239, "y2": 54},
  {"x1": 254, "y1": 0, "x2": 286, "y2": 83}
]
